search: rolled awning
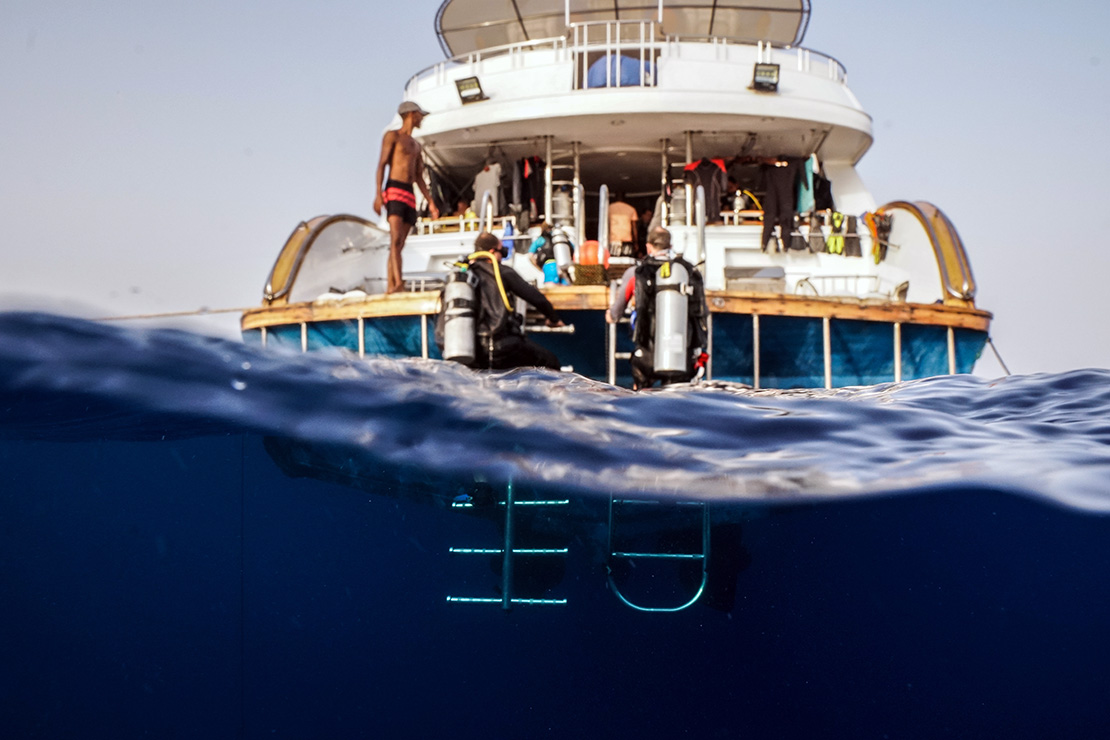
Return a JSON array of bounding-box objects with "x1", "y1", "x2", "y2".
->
[{"x1": 435, "y1": 0, "x2": 811, "y2": 57}]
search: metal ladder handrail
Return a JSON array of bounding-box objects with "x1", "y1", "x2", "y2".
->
[
  {"x1": 606, "y1": 497, "x2": 710, "y2": 613},
  {"x1": 447, "y1": 480, "x2": 569, "y2": 609}
]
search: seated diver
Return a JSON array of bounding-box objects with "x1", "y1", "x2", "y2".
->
[
  {"x1": 606, "y1": 227, "x2": 709, "y2": 390},
  {"x1": 436, "y1": 231, "x2": 566, "y2": 371}
]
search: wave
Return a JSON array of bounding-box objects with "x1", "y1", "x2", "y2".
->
[{"x1": 2, "y1": 311, "x2": 1109, "y2": 512}]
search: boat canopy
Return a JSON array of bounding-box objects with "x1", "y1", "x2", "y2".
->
[{"x1": 435, "y1": 0, "x2": 811, "y2": 57}]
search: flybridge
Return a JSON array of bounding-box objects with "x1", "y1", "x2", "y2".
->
[{"x1": 434, "y1": 0, "x2": 812, "y2": 56}]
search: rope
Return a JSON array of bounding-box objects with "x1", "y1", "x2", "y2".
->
[
  {"x1": 987, "y1": 336, "x2": 1012, "y2": 376},
  {"x1": 93, "y1": 306, "x2": 253, "y2": 322}
]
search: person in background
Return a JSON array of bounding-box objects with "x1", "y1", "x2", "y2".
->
[
  {"x1": 608, "y1": 192, "x2": 639, "y2": 260},
  {"x1": 373, "y1": 100, "x2": 440, "y2": 293},
  {"x1": 453, "y1": 197, "x2": 475, "y2": 217}
]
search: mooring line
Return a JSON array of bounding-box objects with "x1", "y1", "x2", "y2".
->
[
  {"x1": 987, "y1": 336, "x2": 1012, "y2": 376},
  {"x1": 93, "y1": 306, "x2": 252, "y2": 322}
]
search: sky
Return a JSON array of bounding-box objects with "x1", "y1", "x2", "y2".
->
[{"x1": 2, "y1": 0, "x2": 1109, "y2": 377}]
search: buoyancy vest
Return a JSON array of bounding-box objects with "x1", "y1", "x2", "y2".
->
[{"x1": 466, "y1": 253, "x2": 521, "y2": 342}]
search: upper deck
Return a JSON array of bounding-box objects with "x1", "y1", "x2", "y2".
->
[{"x1": 402, "y1": 2, "x2": 870, "y2": 181}]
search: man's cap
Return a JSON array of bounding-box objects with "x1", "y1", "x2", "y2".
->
[{"x1": 398, "y1": 101, "x2": 429, "y2": 116}]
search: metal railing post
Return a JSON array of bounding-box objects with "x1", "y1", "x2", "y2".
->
[
  {"x1": 501, "y1": 480, "x2": 514, "y2": 611},
  {"x1": 420, "y1": 314, "x2": 429, "y2": 359},
  {"x1": 480, "y1": 189, "x2": 493, "y2": 232},
  {"x1": 544, "y1": 136, "x2": 553, "y2": 221},
  {"x1": 706, "y1": 312, "x2": 713, "y2": 381},
  {"x1": 752, "y1": 313, "x2": 761, "y2": 390},
  {"x1": 947, "y1": 326, "x2": 957, "y2": 375},
  {"x1": 823, "y1": 316, "x2": 832, "y2": 389},
  {"x1": 692, "y1": 184, "x2": 706, "y2": 265},
  {"x1": 893, "y1": 322, "x2": 902, "y2": 382},
  {"x1": 598, "y1": 183, "x2": 610, "y2": 255}
]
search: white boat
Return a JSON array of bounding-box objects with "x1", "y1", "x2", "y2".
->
[{"x1": 242, "y1": 0, "x2": 990, "y2": 389}]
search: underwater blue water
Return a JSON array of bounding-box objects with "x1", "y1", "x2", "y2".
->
[{"x1": 3, "y1": 311, "x2": 1110, "y2": 738}]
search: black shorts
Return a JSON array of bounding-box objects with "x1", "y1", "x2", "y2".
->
[{"x1": 384, "y1": 179, "x2": 417, "y2": 226}]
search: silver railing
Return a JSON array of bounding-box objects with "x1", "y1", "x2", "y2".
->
[{"x1": 405, "y1": 22, "x2": 847, "y2": 96}]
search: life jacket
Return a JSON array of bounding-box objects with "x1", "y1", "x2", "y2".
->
[{"x1": 631, "y1": 255, "x2": 708, "y2": 368}]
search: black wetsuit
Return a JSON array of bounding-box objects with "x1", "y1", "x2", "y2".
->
[
  {"x1": 629, "y1": 256, "x2": 709, "y2": 389},
  {"x1": 436, "y1": 257, "x2": 562, "y2": 371}
]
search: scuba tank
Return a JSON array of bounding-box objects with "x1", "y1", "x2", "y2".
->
[
  {"x1": 551, "y1": 227, "x2": 573, "y2": 276},
  {"x1": 442, "y1": 268, "x2": 479, "y2": 365},
  {"x1": 653, "y1": 260, "x2": 690, "y2": 377}
]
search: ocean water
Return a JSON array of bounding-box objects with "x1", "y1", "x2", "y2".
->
[{"x1": 3, "y1": 311, "x2": 1110, "y2": 738}]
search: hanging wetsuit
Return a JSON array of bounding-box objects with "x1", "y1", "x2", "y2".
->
[
  {"x1": 796, "y1": 156, "x2": 815, "y2": 214},
  {"x1": 813, "y1": 171, "x2": 835, "y2": 211},
  {"x1": 683, "y1": 158, "x2": 728, "y2": 223},
  {"x1": 759, "y1": 157, "x2": 803, "y2": 252},
  {"x1": 518, "y1": 157, "x2": 545, "y2": 223}
]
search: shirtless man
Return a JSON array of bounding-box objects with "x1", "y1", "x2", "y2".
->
[
  {"x1": 373, "y1": 101, "x2": 440, "y2": 293},
  {"x1": 608, "y1": 192, "x2": 639, "y2": 260}
]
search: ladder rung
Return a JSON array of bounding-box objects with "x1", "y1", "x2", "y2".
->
[
  {"x1": 446, "y1": 596, "x2": 567, "y2": 605},
  {"x1": 454, "y1": 499, "x2": 571, "y2": 509},
  {"x1": 612, "y1": 551, "x2": 704, "y2": 560},
  {"x1": 525, "y1": 324, "x2": 575, "y2": 334},
  {"x1": 614, "y1": 352, "x2": 632, "y2": 360},
  {"x1": 450, "y1": 547, "x2": 569, "y2": 555}
]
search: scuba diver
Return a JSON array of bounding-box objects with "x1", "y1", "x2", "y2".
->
[
  {"x1": 606, "y1": 227, "x2": 709, "y2": 390},
  {"x1": 436, "y1": 231, "x2": 566, "y2": 370}
]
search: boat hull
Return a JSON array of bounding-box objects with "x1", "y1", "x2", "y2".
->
[{"x1": 242, "y1": 290, "x2": 990, "y2": 388}]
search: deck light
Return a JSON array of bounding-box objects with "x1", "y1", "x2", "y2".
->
[
  {"x1": 752, "y1": 63, "x2": 780, "y2": 92},
  {"x1": 455, "y1": 76, "x2": 487, "y2": 104}
]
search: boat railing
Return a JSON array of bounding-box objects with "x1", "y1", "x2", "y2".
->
[
  {"x1": 571, "y1": 20, "x2": 661, "y2": 90},
  {"x1": 795, "y1": 274, "x2": 906, "y2": 301},
  {"x1": 412, "y1": 213, "x2": 514, "y2": 238},
  {"x1": 405, "y1": 36, "x2": 570, "y2": 93},
  {"x1": 404, "y1": 23, "x2": 847, "y2": 96}
]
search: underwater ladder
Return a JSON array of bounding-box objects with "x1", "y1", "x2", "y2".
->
[{"x1": 446, "y1": 481, "x2": 710, "y2": 612}]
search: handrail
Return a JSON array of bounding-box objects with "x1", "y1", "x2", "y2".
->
[
  {"x1": 574, "y1": 182, "x2": 586, "y2": 246},
  {"x1": 879, "y1": 201, "x2": 977, "y2": 305},
  {"x1": 598, "y1": 184, "x2": 610, "y2": 253},
  {"x1": 479, "y1": 189, "x2": 493, "y2": 232},
  {"x1": 691, "y1": 184, "x2": 706, "y2": 265},
  {"x1": 606, "y1": 498, "x2": 710, "y2": 613}
]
